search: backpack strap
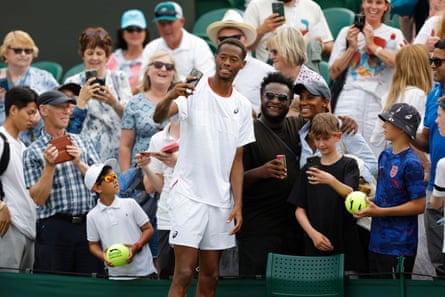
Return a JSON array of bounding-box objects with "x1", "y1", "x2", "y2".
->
[{"x1": 0, "y1": 132, "x2": 10, "y2": 200}]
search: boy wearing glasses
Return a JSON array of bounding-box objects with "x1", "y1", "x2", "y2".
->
[{"x1": 85, "y1": 159, "x2": 157, "y2": 279}]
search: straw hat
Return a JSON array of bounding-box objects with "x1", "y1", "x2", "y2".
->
[{"x1": 206, "y1": 9, "x2": 257, "y2": 47}]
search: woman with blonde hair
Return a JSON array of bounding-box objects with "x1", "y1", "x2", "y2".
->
[
  {"x1": 371, "y1": 44, "x2": 432, "y2": 155},
  {"x1": 267, "y1": 26, "x2": 323, "y2": 85},
  {"x1": 119, "y1": 50, "x2": 178, "y2": 172}
]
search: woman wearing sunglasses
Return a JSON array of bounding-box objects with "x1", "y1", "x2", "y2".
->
[
  {"x1": 65, "y1": 27, "x2": 132, "y2": 165},
  {"x1": 0, "y1": 30, "x2": 59, "y2": 144},
  {"x1": 108, "y1": 9, "x2": 150, "y2": 95},
  {"x1": 119, "y1": 51, "x2": 178, "y2": 172}
]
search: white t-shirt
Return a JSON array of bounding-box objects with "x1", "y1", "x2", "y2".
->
[
  {"x1": 0, "y1": 127, "x2": 36, "y2": 240},
  {"x1": 414, "y1": 15, "x2": 441, "y2": 45},
  {"x1": 139, "y1": 28, "x2": 215, "y2": 81},
  {"x1": 172, "y1": 77, "x2": 255, "y2": 208},
  {"x1": 432, "y1": 157, "x2": 445, "y2": 252},
  {"x1": 234, "y1": 54, "x2": 274, "y2": 113},
  {"x1": 87, "y1": 197, "x2": 157, "y2": 278},
  {"x1": 244, "y1": 0, "x2": 333, "y2": 62},
  {"x1": 329, "y1": 24, "x2": 404, "y2": 98},
  {"x1": 370, "y1": 86, "x2": 426, "y2": 153},
  {"x1": 147, "y1": 124, "x2": 177, "y2": 230}
]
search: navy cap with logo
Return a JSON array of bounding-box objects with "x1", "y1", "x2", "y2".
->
[
  {"x1": 294, "y1": 80, "x2": 331, "y2": 100},
  {"x1": 378, "y1": 102, "x2": 421, "y2": 140},
  {"x1": 37, "y1": 90, "x2": 77, "y2": 106},
  {"x1": 153, "y1": 1, "x2": 183, "y2": 23}
]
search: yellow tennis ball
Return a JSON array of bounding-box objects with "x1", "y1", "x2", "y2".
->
[
  {"x1": 106, "y1": 243, "x2": 130, "y2": 267},
  {"x1": 345, "y1": 191, "x2": 368, "y2": 214}
]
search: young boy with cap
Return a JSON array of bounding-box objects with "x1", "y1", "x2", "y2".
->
[
  {"x1": 355, "y1": 102, "x2": 426, "y2": 278},
  {"x1": 85, "y1": 159, "x2": 157, "y2": 279}
]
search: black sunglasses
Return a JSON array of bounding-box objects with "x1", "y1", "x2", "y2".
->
[
  {"x1": 155, "y1": 10, "x2": 177, "y2": 18},
  {"x1": 9, "y1": 47, "x2": 33, "y2": 55},
  {"x1": 263, "y1": 92, "x2": 289, "y2": 102},
  {"x1": 430, "y1": 57, "x2": 445, "y2": 67},
  {"x1": 149, "y1": 61, "x2": 175, "y2": 71},
  {"x1": 125, "y1": 27, "x2": 144, "y2": 33},
  {"x1": 217, "y1": 34, "x2": 242, "y2": 42}
]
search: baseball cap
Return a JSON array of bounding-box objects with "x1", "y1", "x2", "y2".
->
[
  {"x1": 57, "y1": 83, "x2": 81, "y2": 97},
  {"x1": 153, "y1": 1, "x2": 183, "y2": 22},
  {"x1": 121, "y1": 9, "x2": 147, "y2": 29},
  {"x1": 84, "y1": 159, "x2": 118, "y2": 191},
  {"x1": 294, "y1": 80, "x2": 331, "y2": 100},
  {"x1": 378, "y1": 103, "x2": 421, "y2": 140},
  {"x1": 37, "y1": 90, "x2": 77, "y2": 106}
]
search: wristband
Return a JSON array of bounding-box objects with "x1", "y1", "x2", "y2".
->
[
  {"x1": 374, "y1": 46, "x2": 383, "y2": 56},
  {"x1": 134, "y1": 242, "x2": 142, "y2": 250}
]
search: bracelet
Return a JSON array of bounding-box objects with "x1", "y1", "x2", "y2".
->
[
  {"x1": 113, "y1": 101, "x2": 121, "y2": 110},
  {"x1": 374, "y1": 46, "x2": 383, "y2": 56},
  {"x1": 134, "y1": 242, "x2": 142, "y2": 250},
  {"x1": 0, "y1": 201, "x2": 5, "y2": 211}
]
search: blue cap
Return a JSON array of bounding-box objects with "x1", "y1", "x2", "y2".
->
[
  {"x1": 153, "y1": 2, "x2": 183, "y2": 22},
  {"x1": 121, "y1": 9, "x2": 147, "y2": 29}
]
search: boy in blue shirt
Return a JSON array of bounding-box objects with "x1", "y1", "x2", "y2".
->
[{"x1": 356, "y1": 103, "x2": 426, "y2": 278}]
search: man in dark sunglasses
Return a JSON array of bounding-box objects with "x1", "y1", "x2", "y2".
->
[
  {"x1": 139, "y1": 1, "x2": 214, "y2": 81},
  {"x1": 412, "y1": 39, "x2": 445, "y2": 278},
  {"x1": 207, "y1": 9, "x2": 274, "y2": 115}
]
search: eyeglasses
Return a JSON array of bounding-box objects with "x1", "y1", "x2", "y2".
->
[
  {"x1": 155, "y1": 10, "x2": 177, "y2": 18},
  {"x1": 101, "y1": 173, "x2": 118, "y2": 183},
  {"x1": 263, "y1": 92, "x2": 289, "y2": 102},
  {"x1": 8, "y1": 47, "x2": 34, "y2": 55},
  {"x1": 149, "y1": 61, "x2": 175, "y2": 71},
  {"x1": 217, "y1": 34, "x2": 242, "y2": 42},
  {"x1": 125, "y1": 27, "x2": 144, "y2": 33},
  {"x1": 430, "y1": 57, "x2": 445, "y2": 67}
]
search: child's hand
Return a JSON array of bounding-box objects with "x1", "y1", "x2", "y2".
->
[
  {"x1": 310, "y1": 230, "x2": 334, "y2": 252},
  {"x1": 354, "y1": 197, "x2": 378, "y2": 218},
  {"x1": 306, "y1": 167, "x2": 334, "y2": 185},
  {"x1": 124, "y1": 243, "x2": 135, "y2": 264},
  {"x1": 102, "y1": 249, "x2": 115, "y2": 267}
]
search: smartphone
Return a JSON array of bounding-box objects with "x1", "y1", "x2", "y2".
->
[
  {"x1": 50, "y1": 135, "x2": 74, "y2": 164},
  {"x1": 354, "y1": 14, "x2": 366, "y2": 31},
  {"x1": 85, "y1": 69, "x2": 97, "y2": 84},
  {"x1": 160, "y1": 142, "x2": 179, "y2": 153},
  {"x1": 306, "y1": 156, "x2": 321, "y2": 168},
  {"x1": 185, "y1": 68, "x2": 203, "y2": 94},
  {"x1": 0, "y1": 78, "x2": 9, "y2": 91},
  {"x1": 272, "y1": 2, "x2": 285, "y2": 18}
]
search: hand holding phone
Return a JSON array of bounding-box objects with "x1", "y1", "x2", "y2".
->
[
  {"x1": 354, "y1": 14, "x2": 366, "y2": 31},
  {"x1": 50, "y1": 135, "x2": 74, "y2": 164},
  {"x1": 306, "y1": 156, "x2": 321, "y2": 168},
  {"x1": 272, "y1": 2, "x2": 285, "y2": 18},
  {"x1": 160, "y1": 142, "x2": 179, "y2": 153},
  {"x1": 185, "y1": 68, "x2": 203, "y2": 94}
]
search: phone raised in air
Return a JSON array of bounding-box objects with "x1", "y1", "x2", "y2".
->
[
  {"x1": 272, "y1": 2, "x2": 285, "y2": 18},
  {"x1": 185, "y1": 68, "x2": 203, "y2": 94},
  {"x1": 354, "y1": 14, "x2": 366, "y2": 31}
]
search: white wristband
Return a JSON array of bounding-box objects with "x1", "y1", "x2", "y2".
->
[{"x1": 375, "y1": 46, "x2": 383, "y2": 56}]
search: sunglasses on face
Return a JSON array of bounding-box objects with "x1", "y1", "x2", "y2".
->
[
  {"x1": 149, "y1": 61, "x2": 175, "y2": 71},
  {"x1": 9, "y1": 47, "x2": 34, "y2": 55},
  {"x1": 430, "y1": 57, "x2": 445, "y2": 67},
  {"x1": 263, "y1": 92, "x2": 289, "y2": 102},
  {"x1": 101, "y1": 173, "x2": 118, "y2": 183},
  {"x1": 217, "y1": 34, "x2": 242, "y2": 42},
  {"x1": 125, "y1": 27, "x2": 144, "y2": 33}
]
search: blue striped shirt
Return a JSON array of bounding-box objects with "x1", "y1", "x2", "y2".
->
[{"x1": 23, "y1": 131, "x2": 100, "y2": 219}]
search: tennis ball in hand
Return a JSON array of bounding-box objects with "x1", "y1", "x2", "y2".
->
[
  {"x1": 345, "y1": 191, "x2": 368, "y2": 214},
  {"x1": 106, "y1": 243, "x2": 130, "y2": 267}
]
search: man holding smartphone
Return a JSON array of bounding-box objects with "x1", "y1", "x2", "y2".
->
[
  {"x1": 244, "y1": 0, "x2": 334, "y2": 63},
  {"x1": 153, "y1": 38, "x2": 255, "y2": 297}
]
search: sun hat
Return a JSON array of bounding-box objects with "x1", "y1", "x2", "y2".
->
[
  {"x1": 153, "y1": 1, "x2": 183, "y2": 23},
  {"x1": 206, "y1": 9, "x2": 257, "y2": 47},
  {"x1": 378, "y1": 103, "x2": 421, "y2": 140}
]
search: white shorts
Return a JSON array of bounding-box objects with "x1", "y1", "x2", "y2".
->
[{"x1": 168, "y1": 190, "x2": 235, "y2": 250}]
